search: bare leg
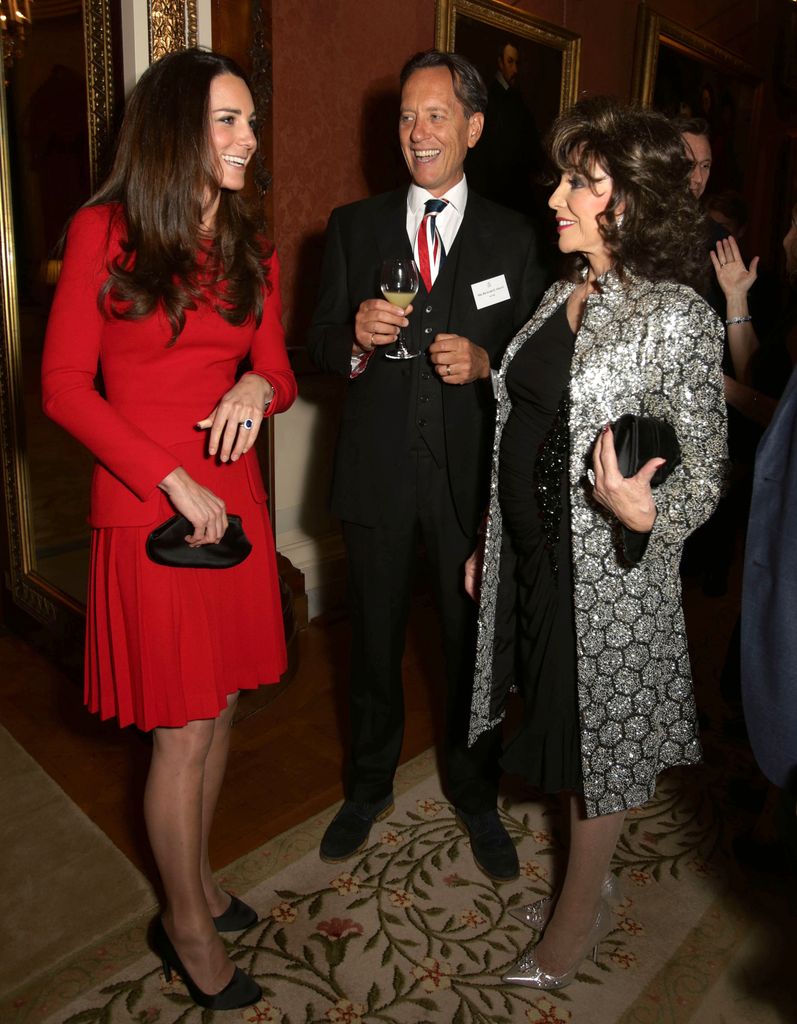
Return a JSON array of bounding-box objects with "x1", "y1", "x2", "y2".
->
[
  {"x1": 532, "y1": 794, "x2": 625, "y2": 973},
  {"x1": 144, "y1": 717, "x2": 233, "y2": 994},
  {"x1": 199, "y1": 691, "x2": 239, "y2": 915}
]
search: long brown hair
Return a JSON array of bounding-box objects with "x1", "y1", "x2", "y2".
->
[
  {"x1": 548, "y1": 96, "x2": 709, "y2": 291},
  {"x1": 89, "y1": 48, "x2": 270, "y2": 344}
]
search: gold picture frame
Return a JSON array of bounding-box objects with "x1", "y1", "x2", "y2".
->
[
  {"x1": 631, "y1": 7, "x2": 761, "y2": 192},
  {"x1": 435, "y1": 0, "x2": 581, "y2": 128}
]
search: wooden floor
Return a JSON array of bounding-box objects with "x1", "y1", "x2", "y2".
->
[{"x1": 0, "y1": 595, "x2": 446, "y2": 878}]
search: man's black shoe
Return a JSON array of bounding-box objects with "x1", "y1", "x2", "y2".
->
[
  {"x1": 319, "y1": 794, "x2": 395, "y2": 862},
  {"x1": 456, "y1": 809, "x2": 519, "y2": 881}
]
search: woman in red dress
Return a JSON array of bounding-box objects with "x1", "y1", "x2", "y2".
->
[{"x1": 42, "y1": 49, "x2": 297, "y2": 1010}]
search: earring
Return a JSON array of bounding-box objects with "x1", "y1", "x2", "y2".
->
[{"x1": 616, "y1": 213, "x2": 624, "y2": 228}]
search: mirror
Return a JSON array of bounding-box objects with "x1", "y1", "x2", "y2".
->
[{"x1": 0, "y1": 0, "x2": 117, "y2": 625}]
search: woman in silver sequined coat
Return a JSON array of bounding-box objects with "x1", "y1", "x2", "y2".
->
[{"x1": 464, "y1": 98, "x2": 727, "y2": 989}]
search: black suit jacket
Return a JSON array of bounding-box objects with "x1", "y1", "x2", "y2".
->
[{"x1": 308, "y1": 186, "x2": 546, "y2": 532}]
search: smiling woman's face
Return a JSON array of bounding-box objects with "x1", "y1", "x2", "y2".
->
[
  {"x1": 548, "y1": 160, "x2": 615, "y2": 275},
  {"x1": 208, "y1": 73, "x2": 257, "y2": 192}
]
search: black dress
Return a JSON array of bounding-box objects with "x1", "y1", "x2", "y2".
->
[{"x1": 497, "y1": 299, "x2": 582, "y2": 792}]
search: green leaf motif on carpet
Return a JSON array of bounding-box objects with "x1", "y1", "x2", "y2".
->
[{"x1": 44, "y1": 763, "x2": 737, "y2": 1024}]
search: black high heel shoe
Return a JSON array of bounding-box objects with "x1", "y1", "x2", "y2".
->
[
  {"x1": 152, "y1": 918, "x2": 261, "y2": 1010},
  {"x1": 212, "y1": 892, "x2": 259, "y2": 932}
]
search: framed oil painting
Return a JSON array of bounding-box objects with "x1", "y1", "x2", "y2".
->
[
  {"x1": 436, "y1": 0, "x2": 580, "y2": 138},
  {"x1": 632, "y1": 7, "x2": 761, "y2": 195},
  {"x1": 435, "y1": 0, "x2": 580, "y2": 229}
]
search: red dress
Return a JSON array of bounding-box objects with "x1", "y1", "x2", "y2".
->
[{"x1": 41, "y1": 204, "x2": 298, "y2": 730}]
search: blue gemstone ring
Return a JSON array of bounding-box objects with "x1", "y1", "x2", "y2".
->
[{"x1": 242, "y1": 418, "x2": 254, "y2": 430}]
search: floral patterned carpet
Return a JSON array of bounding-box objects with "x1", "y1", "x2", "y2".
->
[{"x1": 4, "y1": 732, "x2": 792, "y2": 1024}]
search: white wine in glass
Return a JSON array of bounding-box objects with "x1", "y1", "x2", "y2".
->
[{"x1": 380, "y1": 258, "x2": 420, "y2": 360}]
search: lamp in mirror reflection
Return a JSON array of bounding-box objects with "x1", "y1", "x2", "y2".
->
[{"x1": 0, "y1": 0, "x2": 32, "y2": 71}]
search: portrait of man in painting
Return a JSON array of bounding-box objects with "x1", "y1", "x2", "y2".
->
[{"x1": 454, "y1": 16, "x2": 563, "y2": 229}]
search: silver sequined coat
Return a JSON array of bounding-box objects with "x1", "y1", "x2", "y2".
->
[{"x1": 469, "y1": 269, "x2": 727, "y2": 817}]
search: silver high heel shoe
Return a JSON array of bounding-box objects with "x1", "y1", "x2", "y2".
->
[
  {"x1": 507, "y1": 871, "x2": 622, "y2": 929},
  {"x1": 502, "y1": 899, "x2": 615, "y2": 990}
]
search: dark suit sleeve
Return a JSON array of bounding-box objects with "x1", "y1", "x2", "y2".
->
[{"x1": 307, "y1": 210, "x2": 358, "y2": 377}]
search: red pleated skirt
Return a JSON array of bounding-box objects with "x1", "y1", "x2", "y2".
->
[{"x1": 84, "y1": 441, "x2": 286, "y2": 730}]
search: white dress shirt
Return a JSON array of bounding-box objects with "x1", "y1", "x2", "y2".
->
[{"x1": 406, "y1": 176, "x2": 468, "y2": 268}]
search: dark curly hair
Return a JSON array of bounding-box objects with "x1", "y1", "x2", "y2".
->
[
  {"x1": 89, "y1": 48, "x2": 271, "y2": 345},
  {"x1": 548, "y1": 96, "x2": 709, "y2": 290}
]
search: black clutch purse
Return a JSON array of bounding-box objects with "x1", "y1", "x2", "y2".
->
[
  {"x1": 145, "y1": 513, "x2": 252, "y2": 569},
  {"x1": 612, "y1": 414, "x2": 682, "y2": 564}
]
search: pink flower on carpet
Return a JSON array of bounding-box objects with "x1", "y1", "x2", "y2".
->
[
  {"x1": 416, "y1": 798, "x2": 445, "y2": 818},
  {"x1": 243, "y1": 1001, "x2": 282, "y2": 1023},
  {"x1": 629, "y1": 869, "x2": 652, "y2": 886},
  {"x1": 459, "y1": 908, "x2": 487, "y2": 928},
  {"x1": 315, "y1": 917, "x2": 364, "y2": 939},
  {"x1": 379, "y1": 829, "x2": 401, "y2": 846},
  {"x1": 411, "y1": 956, "x2": 453, "y2": 991},
  {"x1": 324, "y1": 998, "x2": 367, "y2": 1022},
  {"x1": 158, "y1": 969, "x2": 182, "y2": 992},
  {"x1": 388, "y1": 888, "x2": 413, "y2": 908},
  {"x1": 525, "y1": 996, "x2": 572, "y2": 1023},
  {"x1": 330, "y1": 873, "x2": 361, "y2": 895},
  {"x1": 609, "y1": 949, "x2": 637, "y2": 969},
  {"x1": 134, "y1": 1010, "x2": 159, "y2": 1023},
  {"x1": 531, "y1": 830, "x2": 553, "y2": 845},
  {"x1": 617, "y1": 916, "x2": 643, "y2": 935},
  {"x1": 270, "y1": 901, "x2": 297, "y2": 923},
  {"x1": 641, "y1": 831, "x2": 662, "y2": 845},
  {"x1": 520, "y1": 860, "x2": 549, "y2": 882},
  {"x1": 442, "y1": 873, "x2": 467, "y2": 887},
  {"x1": 688, "y1": 858, "x2": 716, "y2": 878}
]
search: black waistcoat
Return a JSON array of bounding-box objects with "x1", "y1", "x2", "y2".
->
[{"x1": 404, "y1": 235, "x2": 463, "y2": 465}]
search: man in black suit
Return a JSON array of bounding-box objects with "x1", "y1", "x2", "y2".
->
[{"x1": 308, "y1": 49, "x2": 546, "y2": 879}]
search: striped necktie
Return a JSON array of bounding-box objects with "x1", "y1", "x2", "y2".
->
[{"x1": 417, "y1": 198, "x2": 448, "y2": 292}]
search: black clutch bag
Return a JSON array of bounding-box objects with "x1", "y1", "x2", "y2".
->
[
  {"x1": 145, "y1": 513, "x2": 252, "y2": 569},
  {"x1": 612, "y1": 414, "x2": 682, "y2": 564}
]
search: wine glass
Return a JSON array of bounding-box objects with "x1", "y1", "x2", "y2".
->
[{"x1": 380, "y1": 258, "x2": 420, "y2": 360}]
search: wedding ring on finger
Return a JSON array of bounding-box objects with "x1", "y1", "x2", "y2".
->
[
  {"x1": 587, "y1": 468, "x2": 596, "y2": 486},
  {"x1": 241, "y1": 418, "x2": 254, "y2": 430},
  {"x1": 445, "y1": 365, "x2": 452, "y2": 377}
]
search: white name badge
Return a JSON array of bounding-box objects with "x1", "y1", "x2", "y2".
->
[{"x1": 471, "y1": 274, "x2": 511, "y2": 310}]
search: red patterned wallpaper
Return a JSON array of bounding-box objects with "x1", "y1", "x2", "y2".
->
[
  {"x1": 272, "y1": 1, "x2": 434, "y2": 346},
  {"x1": 271, "y1": 0, "x2": 784, "y2": 347}
]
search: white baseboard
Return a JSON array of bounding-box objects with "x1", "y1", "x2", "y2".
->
[{"x1": 277, "y1": 528, "x2": 347, "y2": 620}]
